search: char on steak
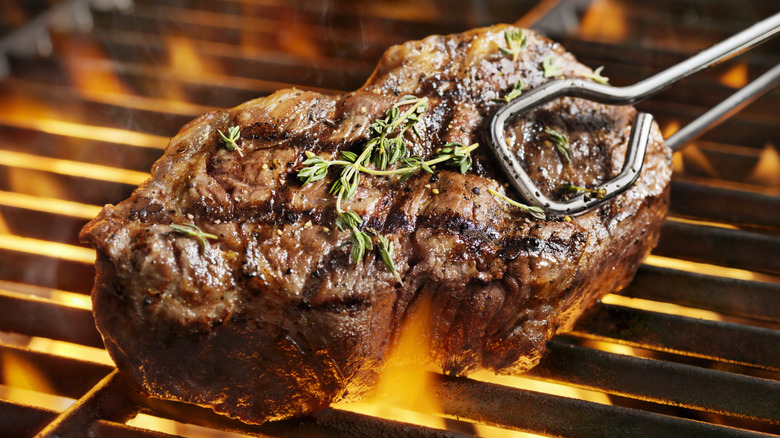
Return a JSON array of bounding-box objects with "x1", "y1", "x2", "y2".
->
[{"x1": 80, "y1": 25, "x2": 671, "y2": 424}]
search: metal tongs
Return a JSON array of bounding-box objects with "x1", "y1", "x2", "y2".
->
[{"x1": 489, "y1": 12, "x2": 780, "y2": 218}]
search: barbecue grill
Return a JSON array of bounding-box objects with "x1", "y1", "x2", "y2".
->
[{"x1": 1, "y1": 0, "x2": 778, "y2": 437}]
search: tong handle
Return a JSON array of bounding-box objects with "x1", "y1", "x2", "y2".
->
[
  {"x1": 489, "y1": 12, "x2": 780, "y2": 217},
  {"x1": 496, "y1": 11, "x2": 780, "y2": 118}
]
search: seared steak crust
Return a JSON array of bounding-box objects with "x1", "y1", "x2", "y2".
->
[{"x1": 80, "y1": 25, "x2": 671, "y2": 423}]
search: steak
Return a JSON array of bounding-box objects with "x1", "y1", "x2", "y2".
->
[{"x1": 80, "y1": 25, "x2": 671, "y2": 424}]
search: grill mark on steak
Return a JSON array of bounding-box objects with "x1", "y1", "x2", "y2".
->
[{"x1": 80, "y1": 24, "x2": 671, "y2": 424}]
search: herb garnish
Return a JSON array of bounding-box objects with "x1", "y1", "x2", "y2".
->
[
  {"x1": 544, "y1": 127, "x2": 571, "y2": 167},
  {"x1": 543, "y1": 55, "x2": 563, "y2": 78},
  {"x1": 499, "y1": 29, "x2": 528, "y2": 61},
  {"x1": 170, "y1": 223, "x2": 217, "y2": 252},
  {"x1": 488, "y1": 188, "x2": 546, "y2": 220},
  {"x1": 297, "y1": 97, "x2": 477, "y2": 280},
  {"x1": 367, "y1": 95, "x2": 428, "y2": 170},
  {"x1": 583, "y1": 66, "x2": 609, "y2": 85},
  {"x1": 376, "y1": 235, "x2": 401, "y2": 282},
  {"x1": 559, "y1": 183, "x2": 607, "y2": 200},
  {"x1": 492, "y1": 78, "x2": 524, "y2": 104},
  {"x1": 218, "y1": 125, "x2": 242, "y2": 156}
]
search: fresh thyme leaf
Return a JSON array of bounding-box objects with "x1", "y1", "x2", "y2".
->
[
  {"x1": 377, "y1": 235, "x2": 402, "y2": 283},
  {"x1": 544, "y1": 127, "x2": 571, "y2": 167},
  {"x1": 170, "y1": 223, "x2": 218, "y2": 252},
  {"x1": 488, "y1": 189, "x2": 546, "y2": 220},
  {"x1": 218, "y1": 125, "x2": 242, "y2": 155},
  {"x1": 498, "y1": 29, "x2": 528, "y2": 61},
  {"x1": 543, "y1": 55, "x2": 563, "y2": 78},
  {"x1": 298, "y1": 154, "x2": 330, "y2": 184},
  {"x1": 335, "y1": 210, "x2": 362, "y2": 232},
  {"x1": 438, "y1": 142, "x2": 475, "y2": 174},
  {"x1": 341, "y1": 150, "x2": 358, "y2": 162},
  {"x1": 583, "y1": 66, "x2": 610, "y2": 85},
  {"x1": 558, "y1": 183, "x2": 607, "y2": 200},
  {"x1": 368, "y1": 96, "x2": 428, "y2": 170},
  {"x1": 491, "y1": 78, "x2": 524, "y2": 104},
  {"x1": 349, "y1": 229, "x2": 373, "y2": 264}
]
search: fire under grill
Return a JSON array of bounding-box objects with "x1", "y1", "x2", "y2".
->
[{"x1": 0, "y1": 0, "x2": 779, "y2": 436}]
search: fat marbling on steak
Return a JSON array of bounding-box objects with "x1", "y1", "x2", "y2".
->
[{"x1": 80, "y1": 24, "x2": 671, "y2": 423}]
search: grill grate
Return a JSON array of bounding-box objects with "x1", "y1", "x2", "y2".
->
[{"x1": 1, "y1": 0, "x2": 779, "y2": 437}]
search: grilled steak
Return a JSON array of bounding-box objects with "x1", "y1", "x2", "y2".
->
[{"x1": 80, "y1": 25, "x2": 671, "y2": 424}]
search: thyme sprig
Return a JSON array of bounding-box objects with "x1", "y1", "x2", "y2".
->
[
  {"x1": 559, "y1": 183, "x2": 607, "y2": 200},
  {"x1": 543, "y1": 55, "x2": 563, "y2": 78},
  {"x1": 218, "y1": 125, "x2": 242, "y2": 156},
  {"x1": 488, "y1": 188, "x2": 546, "y2": 220},
  {"x1": 298, "y1": 96, "x2": 476, "y2": 281},
  {"x1": 299, "y1": 143, "x2": 479, "y2": 190},
  {"x1": 367, "y1": 95, "x2": 428, "y2": 170},
  {"x1": 583, "y1": 65, "x2": 609, "y2": 85},
  {"x1": 492, "y1": 78, "x2": 524, "y2": 104},
  {"x1": 376, "y1": 235, "x2": 401, "y2": 283},
  {"x1": 544, "y1": 127, "x2": 571, "y2": 167},
  {"x1": 499, "y1": 29, "x2": 528, "y2": 61},
  {"x1": 170, "y1": 223, "x2": 217, "y2": 252}
]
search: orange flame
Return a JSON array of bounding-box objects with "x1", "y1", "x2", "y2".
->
[
  {"x1": 662, "y1": 120, "x2": 680, "y2": 139},
  {"x1": 748, "y1": 143, "x2": 780, "y2": 188},
  {"x1": 59, "y1": 38, "x2": 132, "y2": 97},
  {"x1": 335, "y1": 295, "x2": 446, "y2": 430},
  {"x1": 719, "y1": 63, "x2": 749, "y2": 89},
  {"x1": 681, "y1": 144, "x2": 719, "y2": 178},
  {"x1": 580, "y1": 0, "x2": 629, "y2": 42}
]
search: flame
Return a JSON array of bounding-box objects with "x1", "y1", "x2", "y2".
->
[
  {"x1": 168, "y1": 35, "x2": 221, "y2": 78},
  {"x1": 335, "y1": 295, "x2": 447, "y2": 430},
  {"x1": 680, "y1": 144, "x2": 719, "y2": 178},
  {"x1": 580, "y1": 0, "x2": 629, "y2": 42},
  {"x1": 59, "y1": 37, "x2": 132, "y2": 97},
  {"x1": 0, "y1": 212, "x2": 9, "y2": 234},
  {"x1": 0, "y1": 352, "x2": 73, "y2": 412},
  {"x1": 748, "y1": 143, "x2": 780, "y2": 188},
  {"x1": 165, "y1": 35, "x2": 225, "y2": 103},
  {"x1": 719, "y1": 63, "x2": 749, "y2": 88},
  {"x1": 662, "y1": 120, "x2": 680, "y2": 139}
]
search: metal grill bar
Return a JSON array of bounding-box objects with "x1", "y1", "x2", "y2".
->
[
  {"x1": 434, "y1": 373, "x2": 778, "y2": 438},
  {"x1": 670, "y1": 179, "x2": 780, "y2": 229},
  {"x1": 32, "y1": 370, "x2": 141, "y2": 438},
  {"x1": 623, "y1": 265, "x2": 780, "y2": 322},
  {"x1": 0, "y1": 249, "x2": 94, "y2": 292},
  {"x1": 655, "y1": 221, "x2": 780, "y2": 275},
  {"x1": 0, "y1": 343, "x2": 111, "y2": 398},
  {"x1": 0, "y1": 0, "x2": 779, "y2": 437},
  {"x1": 573, "y1": 303, "x2": 780, "y2": 371},
  {"x1": 0, "y1": 400, "x2": 57, "y2": 438},
  {"x1": 529, "y1": 340, "x2": 780, "y2": 422}
]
